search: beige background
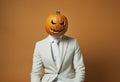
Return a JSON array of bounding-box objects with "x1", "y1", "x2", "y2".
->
[{"x1": 0, "y1": 0, "x2": 120, "y2": 82}]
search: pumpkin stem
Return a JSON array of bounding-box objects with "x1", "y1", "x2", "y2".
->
[{"x1": 56, "y1": 10, "x2": 60, "y2": 15}]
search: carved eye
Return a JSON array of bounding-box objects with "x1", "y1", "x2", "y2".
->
[
  {"x1": 51, "y1": 20, "x2": 56, "y2": 24},
  {"x1": 60, "y1": 21, "x2": 65, "y2": 25}
]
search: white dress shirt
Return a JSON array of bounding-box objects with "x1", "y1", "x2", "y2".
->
[{"x1": 48, "y1": 35, "x2": 63, "y2": 82}]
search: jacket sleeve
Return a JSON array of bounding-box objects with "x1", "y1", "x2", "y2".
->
[
  {"x1": 31, "y1": 43, "x2": 42, "y2": 82},
  {"x1": 73, "y1": 40, "x2": 85, "y2": 82}
]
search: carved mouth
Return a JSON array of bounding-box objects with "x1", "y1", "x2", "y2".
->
[{"x1": 50, "y1": 28, "x2": 64, "y2": 33}]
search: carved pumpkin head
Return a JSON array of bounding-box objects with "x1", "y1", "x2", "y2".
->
[{"x1": 45, "y1": 10, "x2": 68, "y2": 36}]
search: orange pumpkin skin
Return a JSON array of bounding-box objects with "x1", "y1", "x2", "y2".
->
[{"x1": 45, "y1": 11, "x2": 68, "y2": 36}]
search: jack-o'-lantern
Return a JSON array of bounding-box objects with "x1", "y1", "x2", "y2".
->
[{"x1": 45, "y1": 10, "x2": 68, "y2": 36}]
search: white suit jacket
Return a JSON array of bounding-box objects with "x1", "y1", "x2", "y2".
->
[{"x1": 31, "y1": 35, "x2": 85, "y2": 82}]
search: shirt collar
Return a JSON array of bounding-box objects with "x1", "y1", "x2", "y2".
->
[{"x1": 48, "y1": 35, "x2": 63, "y2": 43}]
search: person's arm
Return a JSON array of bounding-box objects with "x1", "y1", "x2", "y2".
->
[
  {"x1": 31, "y1": 43, "x2": 42, "y2": 82},
  {"x1": 73, "y1": 40, "x2": 85, "y2": 82}
]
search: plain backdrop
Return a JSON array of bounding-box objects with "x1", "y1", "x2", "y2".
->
[{"x1": 0, "y1": 0, "x2": 120, "y2": 82}]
